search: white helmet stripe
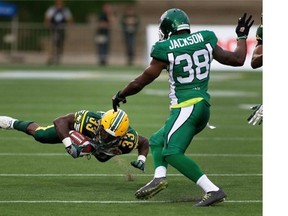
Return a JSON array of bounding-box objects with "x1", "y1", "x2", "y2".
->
[
  {"x1": 177, "y1": 24, "x2": 190, "y2": 31},
  {"x1": 110, "y1": 110, "x2": 125, "y2": 134}
]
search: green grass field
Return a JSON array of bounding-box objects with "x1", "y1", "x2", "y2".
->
[{"x1": 0, "y1": 65, "x2": 262, "y2": 216}]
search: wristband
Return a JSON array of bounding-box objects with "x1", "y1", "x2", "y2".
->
[
  {"x1": 237, "y1": 36, "x2": 247, "y2": 41},
  {"x1": 62, "y1": 137, "x2": 72, "y2": 148},
  {"x1": 117, "y1": 91, "x2": 123, "y2": 98},
  {"x1": 137, "y1": 155, "x2": 146, "y2": 162}
]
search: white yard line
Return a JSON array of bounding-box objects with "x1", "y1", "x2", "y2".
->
[
  {"x1": 0, "y1": 200, "x2": 262, "y2": 204},
  {"x1": 0, "y1": 173, "x2": 262, "y2": 177},
  {"x1": 0, "y1": 136, "x2": 262, "y2": 141},
  {"x1": 0, "y1": 153, "x2": 262, "y2": 157}
]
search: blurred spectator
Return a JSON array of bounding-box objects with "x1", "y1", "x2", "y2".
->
[
  {"x1": 247, "y1": 14, "x2": 263, "y2": 126},
  {"x1": 250, "y1": 14, "x2": 262, "y2": 69},
  {"x1": 95, "y1": 3, "x2": 115, "y2": 66},
  {"x1": 120, "y1": 5, "x2": 140, "y2": 65},
  {"x1": 44, "y1": 0, "x2": 73, "y2": 65}
]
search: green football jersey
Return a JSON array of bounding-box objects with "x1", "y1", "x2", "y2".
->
[
  {"x1": 151, "y1": 30, "x2": 217, "y2": 105},
  {"x1": 256, "y1": 24, "x2": 263, "y2": 45},
  {"x1": 73, "y1": 110, "x2": 138, "y2": 154}
]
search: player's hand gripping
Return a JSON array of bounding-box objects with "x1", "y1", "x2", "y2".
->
[
  {"x1": 247, "y1": 104, "x2": 263, "y2": 125},
  {"x1": 65, "y1": 144, "x2": 84, "y2": 158},
  {"x1": 235, "y1": 13, "x2": 254, "y2": 40},
  {"x1": 112, "y1": 91, "x2": 127, "y2": 111},
  {"x1": 130, "y1": 160, "x2": 145, "y2": 172}
]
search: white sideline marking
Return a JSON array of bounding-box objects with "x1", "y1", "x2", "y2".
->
[
  {"x1": 0, "y1": 173, "x2": 262, "y2": 177},
  {"x1": 0, "y1": 200, "x2": 262, "y2": 204},
  {"x1": 0, "y1": 71, "x2": 168, "y2": 81},
  {"x1": 0, "y1": 71, "x2": 241, "y2": 81}
]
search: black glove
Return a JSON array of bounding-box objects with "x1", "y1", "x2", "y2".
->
[
  {"x1": 112, "y1": 91, "x2": 127, "y2": 111},
  {"x1": 235, "y1": 13, "x2": 254, "y2": 40},
  {"x1": 130, "y1": 160, "x2": 145, "y2": 172},
  {"x1": 65, "y1": 144, "x2": 83, "y2": 158}
]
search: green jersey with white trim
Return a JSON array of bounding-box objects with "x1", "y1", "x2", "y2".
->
[{"x1": 151, "y1": 30, "x2": 217, "y2": 105}]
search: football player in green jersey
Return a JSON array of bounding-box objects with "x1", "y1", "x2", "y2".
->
[
  {"x1": 112, "y1": 8, "x2": 254, "y2": 206},
  {"x1": 251, "y1": 15, "x2": 262, "y2": 69},
  {"x1": 248, "y1": 15, "x2": 263, "y2": 125},
  {"x1": 0, "y1": 109, "x2": 148, "y2": 171}
]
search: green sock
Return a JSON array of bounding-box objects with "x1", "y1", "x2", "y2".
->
[
  {"x1": 150, "y1": 145, "x2": 168, "y2": 169},
  {"x1": 13, "y1": 120, "x2": 34, "y2": 134},
  {"x1": 165, "y1": 154, "x2": 204, "y2": 183}
]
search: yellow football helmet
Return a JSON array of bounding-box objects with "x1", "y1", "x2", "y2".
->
[{"x1": 100, "y1": 109, "x2": 129, "y2": 137}]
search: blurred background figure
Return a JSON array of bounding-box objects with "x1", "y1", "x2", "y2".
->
[
  {"x1": 250, "y1": 14, "x2": 262, "y2": 69},
  {"x1": 120, "y1": 5, "x2": 140, "y2": 66},
  {"x1": 95, "y1": 3, "x2": 115, "y2": 66},
  {"x1": 44, "y1": 0, "x2": 73, "y2": 65},
  {"x1": 247, "y1": 14, "x2": 263, "y2": 126}
]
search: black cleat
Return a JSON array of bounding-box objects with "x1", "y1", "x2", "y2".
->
[
  {"x1": 135, "y1": 177, "x2": 168, "y2": 200},
  {"x1": 195, "y1": 189, "x2": 227, "y2": 207}
]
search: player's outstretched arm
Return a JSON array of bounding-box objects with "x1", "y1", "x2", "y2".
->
[
  {"x1": 130, "y1": 135, "x2": 149, "y2": 172},
  {"x1": 213, "y1": 13, "x2": 254, "y2": 66},
  {"x1": 112, "y1": 58, "x2": 167, "y2": 111},
  {"x1": 53, "y1": 113, "x2": 75, "y2": 140},
  {"x1": 53, "y1": 113, "x2": 81, "y2": 157},
  {"x1": 251, "y1": 45, "x2": 263, "y2": 69}
]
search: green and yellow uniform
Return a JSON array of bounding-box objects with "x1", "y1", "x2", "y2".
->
[{"x1": 13, "y1": 110, "x2": 139, "y2": 159}]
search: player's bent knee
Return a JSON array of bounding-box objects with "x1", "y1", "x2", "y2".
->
[{"x1": 33, "y1": 130, "x2": 60, "y2": 144}]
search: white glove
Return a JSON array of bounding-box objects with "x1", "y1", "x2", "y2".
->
[
  {"x1": 247, "y1": 104, "x2": 263, "y2": 125},
  {"x1": 65, "y1": 144, "x2": 84, "y2": 158}
]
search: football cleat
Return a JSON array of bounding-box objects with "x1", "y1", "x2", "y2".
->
[
  {"x1": 195, "y1": 188, "x2": 227, "y2": 207},
  {"x1": 135, "y1": 177, "x2": 168, "y2": 200},
  {"x1": 0, "y1": 116, "x2": 17, "y2": 129}
]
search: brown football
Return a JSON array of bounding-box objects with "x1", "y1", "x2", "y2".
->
[{"x1": 69, "y1": 130, "x2": 93, "y2": 154}]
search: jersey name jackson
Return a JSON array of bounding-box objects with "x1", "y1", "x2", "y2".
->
[{"x1": 168, "y1": 33, "x2": 204, "y2": 50}]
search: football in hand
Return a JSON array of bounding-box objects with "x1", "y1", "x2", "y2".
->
[{"x1": 69, "y1": 130, "x2": 93, "y2": 154}]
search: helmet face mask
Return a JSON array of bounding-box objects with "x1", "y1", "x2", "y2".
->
[
  {"x1": 158, "y1": 8, "x2": 190, "y2": 40},
  {"x1": 93, "y1": 125, "x2": 120, "y2": 149},
  {"x1": 158, "y1": 29, "x2": 165, "y2": 41}
]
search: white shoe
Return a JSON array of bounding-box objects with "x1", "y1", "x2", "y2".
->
[{"x1": 0, "y1": 116, "x2": 17, "y2": 129}]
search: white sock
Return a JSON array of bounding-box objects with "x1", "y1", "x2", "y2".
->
[
  {"x1": 154, "y1": 166, "x2": 167, "y2": 178},
  {"x1": 196, "y1": 174, "x2": 219, "y2": 193},
  {"x1": 10, "y1": 118, "x2": 17, "y2": 129}
]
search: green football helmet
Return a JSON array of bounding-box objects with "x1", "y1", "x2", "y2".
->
[{"x1": 158, "y1": 8, "x2": 190, "y2": 40}]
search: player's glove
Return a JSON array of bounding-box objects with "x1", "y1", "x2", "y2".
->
[
  {"x1": 112, "y1": 91, "x2": 127, "y2": 112},
  {"x1": 235, "y1": 13, "x2": 254, "y2": 40},
  {"x1": 65, "y1": 144, "x2": 83, "y2": 158},
  {"x1": 247, "y1": 104, "x2": 263, "y2": 125},
  {"x1": 130, "y1": 160, "x2": 145, "y2": 172}
]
